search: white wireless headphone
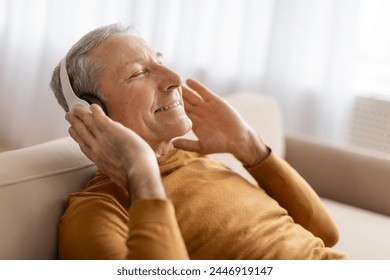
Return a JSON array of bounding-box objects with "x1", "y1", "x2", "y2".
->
[{"x1": 60, "y1": 58, "x2": 91, "y2": 112}]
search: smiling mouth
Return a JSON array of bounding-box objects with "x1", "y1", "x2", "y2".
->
[{"x1": 155, "y1": 102, "x2": 181, "y2": 113}]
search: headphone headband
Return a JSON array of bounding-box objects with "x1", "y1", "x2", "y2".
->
[{"x1": 60, "y1": 58, "x2": 90, "y2": 112}]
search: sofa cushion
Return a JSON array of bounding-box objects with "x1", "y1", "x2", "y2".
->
[
  {"x1": 322, "y1": 198, "x2": 390, "y2": 260},
  {"x1": 0, "y1": 137, "x2": 96, "y2": 259}
]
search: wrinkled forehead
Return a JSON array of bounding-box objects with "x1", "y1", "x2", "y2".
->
[{"x1": 89, "y1": 34, "x2": 159, "y2": 67}]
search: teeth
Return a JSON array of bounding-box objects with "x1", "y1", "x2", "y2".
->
[{"x1": 155, "y1": 102, "x2": 180, "y2": 112}]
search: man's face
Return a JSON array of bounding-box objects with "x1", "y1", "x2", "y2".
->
[{"x1": 89, "y1": 34, "x2": 192, "y2": 147}]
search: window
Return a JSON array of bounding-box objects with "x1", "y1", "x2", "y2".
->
[{"x1": 352, "y1": 0, "x2": 390, "y2": 98}]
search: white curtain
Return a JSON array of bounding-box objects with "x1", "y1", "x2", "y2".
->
[
  {"x1": 264, "y1": 0, "x2": 361, "y2": 142},
  {"x1": 0, "y1": 0, "x2": 368, "y2": 149}
]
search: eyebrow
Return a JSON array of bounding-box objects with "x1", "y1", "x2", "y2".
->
[
  {"x1": 123, "y1": 50, "x2": 164, "y2": 68},
  {"x1": 156, "y1": 52, "x2": 164, "y2": 62}
]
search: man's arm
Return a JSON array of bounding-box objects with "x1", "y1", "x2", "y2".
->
[
  {"x1": 173, "y1": 79, "x2": 339, "y2": 247},
  {"x1": 246, "y1": 153, "x2": 340, "y2": 247},
  {"x1": 59, "y1": 194, "x2": 189, "y2": 260},
  {"x1": 64, "y1": 105, "x2": 189, "y2": 259}
]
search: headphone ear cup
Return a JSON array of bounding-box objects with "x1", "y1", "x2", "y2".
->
[{"x1": 80, "y1": 93, "x2": 108, "y2": 115}]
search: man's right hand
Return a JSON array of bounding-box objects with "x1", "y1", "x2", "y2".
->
[{"x1": 65, "y1": 104, "x2": 166, "y2": 202}]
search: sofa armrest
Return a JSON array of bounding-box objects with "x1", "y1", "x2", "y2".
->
[
  {"x1": 285, "y1": 135, "x2": 390, "y2": 216},
  {"x1": 0, "y1": 137, "x2": 96, "y2": 259}
]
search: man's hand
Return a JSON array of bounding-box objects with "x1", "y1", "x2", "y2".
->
[
  {"x1": 65, "y1": 104, "x2": 166, "y2": 201},
  {"x1": 173, "y1": 79, "x2": 270, "y2": 167}
]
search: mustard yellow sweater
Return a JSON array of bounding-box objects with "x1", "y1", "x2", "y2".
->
[{"x1": 58, "y1": 149, "x2": 347, "y2": 260}]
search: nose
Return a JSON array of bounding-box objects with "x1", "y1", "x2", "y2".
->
[{"x1": 157, "y1": 65, "x2": 183, "y2": 93}]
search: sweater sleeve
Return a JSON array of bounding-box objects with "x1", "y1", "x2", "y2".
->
[
  {"x1": 58, "y1": 196, "x2": 189, "y2": 260},
  {"x1": 246, "y1": 152, "x2": 340, "y2": 247},
  {"x1": 126, "y1": 199, "x2": 189, "y2": 259}
]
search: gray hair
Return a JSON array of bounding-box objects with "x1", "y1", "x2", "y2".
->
[{"x1": 50, "y1": 23, "x2": 134, "y2": 112}]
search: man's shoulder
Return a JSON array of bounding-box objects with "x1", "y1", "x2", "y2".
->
[{"x1": 66, "y1": 171, "x2": 131, "y2": 211}]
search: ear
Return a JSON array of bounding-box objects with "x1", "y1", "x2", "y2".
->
[{"x1": 80, "y1": 93, "x2": 109, "y2": 115}]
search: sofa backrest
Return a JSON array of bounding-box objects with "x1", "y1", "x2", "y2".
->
[{"x1": 0, "y1": 137, "x2": 96, "y2": 259}]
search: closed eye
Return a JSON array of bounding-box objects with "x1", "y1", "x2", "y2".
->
[{"x1": 129, "y1": 69, "x2": 149, "y2": 80}]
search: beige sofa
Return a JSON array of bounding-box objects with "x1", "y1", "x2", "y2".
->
[
  {"x1": 286, "y1": 136, "x2": 390, "y2": 259},
  {"x1": 1, "y1": 93, "x2": 389, "y2": 259}
]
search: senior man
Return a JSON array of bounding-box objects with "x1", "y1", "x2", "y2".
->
[{"x1": 50, "y1": 24, "x2": 347, "y2": 260}]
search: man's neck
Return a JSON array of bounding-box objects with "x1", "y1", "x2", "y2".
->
[{"x1": 151, "y1": 140, "x2": 175, "y2": 157}]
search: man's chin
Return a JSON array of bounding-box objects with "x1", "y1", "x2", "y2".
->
[
  {"x1": 170, "y1": 119, "x2": 193, "y2": 140},
  {"x1": 180, "y1": 118, "x2": 193, "y2": 136}
]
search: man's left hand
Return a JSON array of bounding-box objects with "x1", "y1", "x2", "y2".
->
[{"x1": 173, "y1": 79, "x2": 269, "y2": 167}]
